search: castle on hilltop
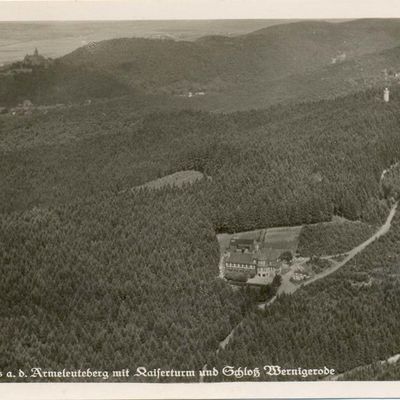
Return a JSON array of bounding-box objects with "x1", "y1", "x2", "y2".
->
[{"x1": 23, "y1": 48, "x2": 53, "y2": 68}]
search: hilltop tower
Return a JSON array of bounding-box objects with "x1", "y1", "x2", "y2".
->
[{"x1": 384, "y1": 87, "x2": 390, "y2": 103}]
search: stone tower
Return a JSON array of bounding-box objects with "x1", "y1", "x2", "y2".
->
[{"x1": 384, "y1": 87, "x2": 390, "y2": 103}]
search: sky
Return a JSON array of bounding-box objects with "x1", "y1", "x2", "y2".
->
[{"x1": 1, "y1": 0, "x2": 400, "y2": 21}]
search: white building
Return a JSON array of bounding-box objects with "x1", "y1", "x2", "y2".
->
[{"x1": 384, "y1": 88, "x2": 390, "y2": 103}]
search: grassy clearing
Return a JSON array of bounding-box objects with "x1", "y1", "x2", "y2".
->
[
  {"x1": 217, "y1": 225, "x2": 302, "y2": 255},
  {"x1": 262, "y1": 226, "x2": 302, "y2": 253},
  {"x1": 136, "y1": 170, "x2": 204, "y2": 190}
]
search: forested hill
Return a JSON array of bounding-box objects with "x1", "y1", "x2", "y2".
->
[
  {"x1": 0, "y1": 63, "x2": 133, "y2": 107},
  {"x1": 4, "y1": 19, "x2": 400, "y2": 108},
  {"x1": 62, "y1": 19, "x2": 400, "y2": 90},
  {"x1": 2, "y1": 85, "x2": 400, "y2": 380},
  {"x1": 2, "y1": 86, "x2": 400, "y2": 226}
]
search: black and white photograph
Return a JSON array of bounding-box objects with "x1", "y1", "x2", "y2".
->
[{"x1": 2, "y1": 0, "x2": 400, "y2": 398}]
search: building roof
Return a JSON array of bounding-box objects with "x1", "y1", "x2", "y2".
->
[
  {"x1": 255, "y1": 247, "x2": 281, "y2": 262},
  {"x1": 226, "y1": 252, "x2": 255, "y2": 265}
]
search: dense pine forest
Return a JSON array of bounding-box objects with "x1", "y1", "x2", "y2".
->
[
  {"x1": 2, "y1": 76, "x2": 400, "y2": 379},
  {"x1": 0, "y1": 62, "x2": 133, "y2": 107},
  {"x1": 297, "y1": 219, "x2": 376, "y2": 257},
  {"x1": 2, "y1": 88, "x2": 399, "y2": 224},
  {"x1": 0, "y1": 189, "x2": 253, "y2": 381}
]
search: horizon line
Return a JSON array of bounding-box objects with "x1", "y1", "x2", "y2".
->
[{"x1": 0, "y1": 17, "x2": 377, "y2": 23}]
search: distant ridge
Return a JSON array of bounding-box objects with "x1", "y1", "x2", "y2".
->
[{"x1": 3, "y1": 18, "x2": 400, "y2": 109}]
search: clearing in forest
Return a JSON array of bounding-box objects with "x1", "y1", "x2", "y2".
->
[
  {"x1": 217, "y1": 225, "x2": 302, "y2": 255},
  {"x1": 262, "y1": 226, "x2": 302, "y2": 253},
  {"x1": 135, "y1": 170, "x2": 204, "y2": 190}
]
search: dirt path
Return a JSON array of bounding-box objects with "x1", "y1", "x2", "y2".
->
[
  {"x1": 303, "y1": 202, "x2": 397, "y2": 285},
  {"x1": 257, "y1": 201, "x2": 398, "y2": 310}
]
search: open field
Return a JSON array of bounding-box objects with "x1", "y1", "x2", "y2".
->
[
  {"x1": 220, "y1": 217, "x2": 380, "y2": 261},
  {"x1": 217, "y1": 225, "x2": 302, "y2": 255},
  {"x1": 135, "y1": 170, "x2": 204, "y2": 190},
  {"x1": 218, "y1": 218, "x2": 372, "y2": 259},
  {"x1": 262, "y1": 225, "x2": 302, "y2": 253}
]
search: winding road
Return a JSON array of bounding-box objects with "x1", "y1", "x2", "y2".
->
[{"x1": 260, "y1": 201, "x2": 398, "y2": 309}]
